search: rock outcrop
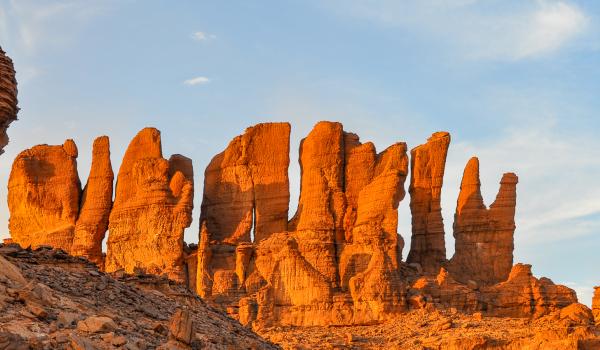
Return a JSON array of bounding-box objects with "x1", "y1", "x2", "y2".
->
[
  {"x1": 480, "y1": 264, "x2": 577, "y2": 318},
  {"x1": 0, "y1": 47, "x2": 18, "y2": 154},
  {"x1": 199, "y1": 121, "x2": 409, "y2": 327},
  {"x1": 106, "y1": 128, "x2": 194, "y2": 282},
  {"x1": 448, "y1": 157, "x2": 518, "y2": 286},
  {"x1": 406, "y1": 132, "x2": 450, "y2": 274},
  {"x1": 71, "y1": 136, "x2": 114, "y2": 267},
  {"x1": 196, "y1": 123, "x2": 290, "y2": 303},
  {"x1": 594, "y1": 287, "x2": 600, "y2": 325},
  {"x1": 8, "y1": 140, "x2": 82, "y2": 252}
]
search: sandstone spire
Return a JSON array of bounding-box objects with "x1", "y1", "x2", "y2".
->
[
  {"x1": 406, "y1": 132, "x2": 450, "y2": 274},
  {"x1": 288, "y1": 121, "x2": 344, "y2": 285},
  {"x1": 200, "y1": 122, "x2": 290, "y2": 244},
  {"x1": 449, "y1": 157, "x2": 518, "y2": 286},
  {"x1": 71, "y1": 136, "x2": 114, "y2": 267},
  {"x1": 196, "y1": 122, "x2": 290, "y2": 300},
  {"x1": 0, "y1": 47, "x2": 18, "y2": 154},
  {"x1": 8, "y1": 140, "x2": 82, "y2": 252},
  {"x1": 105, "y1": 128, "x2": 193, "y2": 282}
]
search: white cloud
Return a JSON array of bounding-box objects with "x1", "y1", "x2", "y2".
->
[
  {"x1": 183, "y1": 76, "x2": 211, "y2": 86},
  {"x1": 322, "y1": 0, "x2": 589, "y2": 60},
  {"x1": 191, "y1": 31, "x2": 216, "y2": 41}
]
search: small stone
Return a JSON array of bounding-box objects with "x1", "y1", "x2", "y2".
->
[{"x1": 77, "y1": 316, "x2": 117, "y2": 333}]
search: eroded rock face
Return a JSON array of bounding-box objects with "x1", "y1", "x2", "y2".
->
[
  {"x1": 480, "y1": 264, "x2": 577, "y2": 318},
  {"x1": 200, "y1": 121, "x2": 409, "y2": 327},
  {"x1": 8, "y1": 140, "x2": 81, "y2": 252},
  {"x1": 448, "y1": 157, "x2": 518, "y2": 286},
  {"x1": 0, "y1": 47, "x2": 18, "y2": 155},
  {"x1": 106, "y1": 128, "x2": 193, "y2": 282},
  {"x1": 406, "y1": 132, "x2": 450, "y2": 274},
  {"x1": 71, "y1": 136, "x2": 114, "y2": 267},
  {"x1": 196, "y1": 123, "x2": 290, "y2": 303}
]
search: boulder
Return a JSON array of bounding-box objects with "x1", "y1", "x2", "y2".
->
[
  {"x1": 406, "y1": 132, "x2": 450, "y2": 274},
  {"x1": 448, "y1": 157, "x2": 518, "y2": 286},
  {"x1": 0, "y1": 47, "x2": 18, "y2": 154},
  {"x1": 8, "y1": 140, "x2": 81, "y2": 252},
  {"x1": 71, "y1": 136, "x2": 114, "y2": 267},
  {"x1": 105, "y1": 128, "x2": 193, "y2": 282}
]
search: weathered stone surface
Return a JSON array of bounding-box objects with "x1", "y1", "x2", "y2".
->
[
  {"x1": 196, "y1": 123, "x2": 290, "y2": 302},
  {"x1": 198, "y1": 121, "x2": 410, "y2": 327},
  {"x1": 593, "y1": 286, "x2": 600, "y2": 325},
  {"x1": 448, "y1": 157, "x2": 518, "y2": 286},
  {"x1": 8, "y1": 140, "x2": 81, "y2": 252},
  {"x1": 106, "y1": 128, "x2": 193, "y2": 282},
  {"x1": 200, "y1": 122, "x2": 290, "y2": 244},
  {"x1": 0, "y1": 47, "x2": 18, "y2": 155},
  {"x1": 168, "y1": 308, "x2": 193, "y2": 345},
  {"x1": 340, "y1": 142, "x2": 409, "y2": 321},
  {"x1": 406, "y1": 132, "x2": 450, "y2": 274},
  {"x1": 288, "y1": 121, "x2": 344, "y2": 286},
  {"x1": 71, "y1": 136, "x2": 114, "y2": 267},
  {"x1": 480, "y1": 264, "x2": 577, "y2": 318}
]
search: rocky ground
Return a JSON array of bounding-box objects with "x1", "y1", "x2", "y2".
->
[
  {"x1": 258, "y1": 308, "x2": 600, "y2": 349},
  {"x1": 2, "y1": 244, "x2": 599, "y2": 350},
  {"x1": 0, "y1": 244, "x2": 278, "y2": 350}
]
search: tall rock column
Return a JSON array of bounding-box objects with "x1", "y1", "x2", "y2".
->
[
  {"x1": 197, "y1": 122, "x2": 290, "y2": 300},
  {"x1": 71, "y1": 136, "x2": 114, "y2": 267},
  {"x1": 0, "y1": 47, "x2": 18, "y2": 154},
  {"x1": 448, "y1": 157, "x2": 518, "y2": 286},
  {"x1": 288, "y1": 121, "x2": 345, "y2": 285},
  {"x1": 8, "y1": 140, "x2": 82, "y2": 252},
  {"x1": 106, "y1": 128, "x2": 193, "y2": 282},
  {"x1": 406, "y1": 132, "x2": 450, "y2": 274}
]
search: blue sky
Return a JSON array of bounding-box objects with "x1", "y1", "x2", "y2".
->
[{"x1": 0, "y1": 0, "x2": 598, "y2": 305}]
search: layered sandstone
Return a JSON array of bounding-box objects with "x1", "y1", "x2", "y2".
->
[
  {"x1": 8, "y1": 140, "x2": 82, "y2": 252},
  {"x1": 448, "y1": 157, "x2": 518, "y2": 286},
  {"x1": 0, "y1": 47, "x2": 18, "y2": 154},
  {"x1": 71, "y1": 136, "x2": 114, "y2": 267},
  {"x1": 406, "y1": 132, "x2": 450, "y2": 274},
  {"x1": 106, "y1": 128, "x2": 193, "y2": 282}
]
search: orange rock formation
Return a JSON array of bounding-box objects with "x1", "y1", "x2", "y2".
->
[
  {"x1": 8, "y1": 140, "x2": 82, "y2": 252},
  {"x1": 406, "y1": 132, "x2": 450, "y2": 274},
  {"x1": 71, "y1": 136, "x2": 114, "y2": 267},
  {"x1": 594, "y1": 287, "x2": 600, "y2": 325},
  {"x1": 198, "y1": 121, "x2": 410, "y2": 326},
  {"x1": 105, "y1": 128, "x2": 194, "y2": 282},
  {"x1": 0, "y1": 47, "x2": 18, "y2": 154},
  {"x1": 448, "y1": 157, "x2": 518, "y2": 286},
  {"x1": 6, "y1": 121, "x2": 583, "y2": 332}
]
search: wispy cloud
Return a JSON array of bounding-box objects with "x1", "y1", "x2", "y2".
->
[
  {"x1": 322, "y1": 0, "x2": 589, "y2": 60},
  {"x1": 0, "y1": 0, "x2": 112, "y2": 54},
  {"x1": 183, "y1": 76, "x2": 211, "y2": 86},
  {"x1": 191, "y1": 31, "x2": 216, "y2": 41}
]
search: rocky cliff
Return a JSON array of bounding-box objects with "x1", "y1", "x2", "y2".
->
[
  {"x1": 0, "y1": 47, "x2": 18, "y2": 154},
  {"x1": 106, "y1": 128, "x2": 194, "y2": 282}
]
